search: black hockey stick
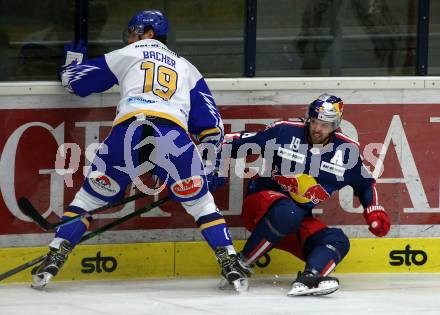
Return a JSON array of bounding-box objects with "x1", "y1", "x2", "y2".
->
[
  {"x1": 18, "y1": 192, "x2": 149, "y2": 231},
  {"x1": 0, "y1": 255, "x2": 46, "y2": 282},
  {"x1": 0, "y1": 196, "x2": 170, "y2": 282}
]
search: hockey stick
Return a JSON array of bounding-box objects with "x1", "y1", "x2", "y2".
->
[
  {"x1": 18, "y1": 192, "x2": 149, "y2": 231},
  {"x1": 0, "y1": 255, "x2": 46, "y2": 282},
  {"x1": 0, "y1": 196, "x2": 170, "y2": 282}
]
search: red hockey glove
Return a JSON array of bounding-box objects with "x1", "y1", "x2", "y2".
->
[{"x1": 363, "y1": 205, "x2": 390, "y2": 237}]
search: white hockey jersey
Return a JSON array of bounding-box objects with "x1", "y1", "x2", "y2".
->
[{"x1": 60, "y1": 39, "x2": 223, "y2": 145}]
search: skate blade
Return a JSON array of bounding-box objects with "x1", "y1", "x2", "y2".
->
[
  {"x1": 218, "y1": 277, "x2": 249, "y2": 293},
  {"x1": 218, "y1": 277, "x2": 231, "y2": 290},
  {"x1": 287, "y1": 281, "x2": 339, "y2": 297},
  {"x1": 31, "y1": 272, "x2": 53, "y2": 289},
  {"x1": 232, "y1": 278, "x2": 249, "y2": 293}
]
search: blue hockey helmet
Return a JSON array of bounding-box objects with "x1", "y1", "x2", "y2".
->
[
  {"x1": 306, "y1": 94, "x2": 344, "y2": 130},
  {"x1": 127, "y1": 9, "x2": 169, "y2": 36}
]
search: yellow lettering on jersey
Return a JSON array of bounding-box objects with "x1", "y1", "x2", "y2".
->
[{"x1": 141, "y1": 61, "x2": 177, "y2": 101}]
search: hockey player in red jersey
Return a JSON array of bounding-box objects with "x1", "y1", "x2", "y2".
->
[{"x1": 223, "y1": 94, "x2": 391, "y2": 296}]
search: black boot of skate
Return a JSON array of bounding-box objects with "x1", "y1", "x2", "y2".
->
[
  {"x1": 236, "y1": 252, "x2": 253, "y2": 278},
  {"x1": 287, "y1": 270, "x2": 339, "y2": 296},
  {"x1": 31, "y1": 240, "x2": 73, "y2": 289},
  {"x1": 215, "y1": 247, "x2": 251, "y2": 292}
]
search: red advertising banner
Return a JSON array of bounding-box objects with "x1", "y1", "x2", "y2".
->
[{"x1": 0, "y1": 104, "x2": 439, "y2": 237}]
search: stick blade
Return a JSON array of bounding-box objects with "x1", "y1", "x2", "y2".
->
[{"x1": 17, "y1": 197, "x2": 50, "y2": 230}]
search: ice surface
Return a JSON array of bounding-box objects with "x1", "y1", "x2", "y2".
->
[{"x1": 1, "y1": 274, "x2": 440, "y2": 315}]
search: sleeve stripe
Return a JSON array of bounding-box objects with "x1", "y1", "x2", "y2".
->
[
  {"x1": 199, "y1": 127, "x2": 221, "y2": 138},
  {"x1": 372, "y1": 183, "x2": 378, "y2": 205},
  {"x1": 334, "y1": 132, "x2": 360, "y2": 146},
  {"x1": 223, "y1": 133, "x2": 242, "y2": 143},
  {"x1": 273, "y1": 121, "x2": 305, "y2": 127}
]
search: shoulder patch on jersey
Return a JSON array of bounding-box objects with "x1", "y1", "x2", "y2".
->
[{"x1": 334, "y1": 132, "x2": 360, "y2": 146}]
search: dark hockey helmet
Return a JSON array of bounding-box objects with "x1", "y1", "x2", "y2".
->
[
  {"x1": 306, "y1": 94, "x2": 344, "y2": 130},
  {"x1": 127, "y1": 9, "x2": 169, "y2": 36}
]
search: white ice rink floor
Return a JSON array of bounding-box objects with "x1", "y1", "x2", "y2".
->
[{"x1": 1, "y1": 274, "x2": 440, "y2": 315}]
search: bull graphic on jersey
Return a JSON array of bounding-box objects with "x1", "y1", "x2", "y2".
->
[{"x1": 271, "y1": 169, "x2": 330, "y2": 204}]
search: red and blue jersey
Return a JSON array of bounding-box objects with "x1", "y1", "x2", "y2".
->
[{"x1": 225, "y1": 120, "x2": 379, "y2": 210}]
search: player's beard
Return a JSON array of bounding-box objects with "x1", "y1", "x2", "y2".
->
[{"x1": 309, "y1": 130, "x2": 330, "y2": 145}]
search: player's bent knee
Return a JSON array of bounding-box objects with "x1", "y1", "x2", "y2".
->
[
  {"x1": 306, "y1": 227, "x2": 350, "y2": 262},
  {"x1": 323, "y1": 228, "x2": 350, "y2": 259},
  {"x1": 267, "y1": 199, "x2": 306, "y2": 236},
  {"x1": 181, "y1": 192, "x2": 217, "y2": 221},
  {"x1": 70, "y1": 188, "x2": 108, "y2": 212}
]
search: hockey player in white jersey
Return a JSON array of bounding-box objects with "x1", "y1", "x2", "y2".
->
[{"x1": 31, "y1": 9, "x2": 250, "y2": 291}]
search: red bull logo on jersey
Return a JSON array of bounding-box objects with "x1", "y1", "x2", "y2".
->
[
  {"x1": 88, "y1": 171, "x2": 120, "y2": 197},
  {"x1": 302, "y1": 183, "x2": 330, "y2": 204},
  {"x1": 272, "y1": 172, "x2": 330, "y2": 205},
  {"x1": 171, "y1": 176, "x2": 203, "y2": 198},
  {"x1": 272, "y1": 174, "x2": 299, "y2": 193}
]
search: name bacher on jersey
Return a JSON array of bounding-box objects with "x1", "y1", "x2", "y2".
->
[
  {"x1": 223, "y1": 120, "x2": 370, "y2": 210},
  {"x1": 61, "y1": 38, "x2": 215, "y2": 137},
  {"x1": 142, "y1": 48, "x2": 176, "y2": 68}
]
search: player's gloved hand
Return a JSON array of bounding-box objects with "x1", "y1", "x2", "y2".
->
[
  {"x1": 60, "y1": 40, "x2": 87, "y2": 94},
  {"x1": 59, "y1": 59, "x2": 79, "y2": 94},
  {"x1": 204, "y1": 151, "x2": 226, "y2": 192},
  {"x1": 363, "y1": 205, "x2": 390, "y2": 237},
  {"x1": 206, "y1": 168, "x2": 226, "y2": 192},
  {"x1": 63, "y1": 40, "x2": 88, "y2": 66},
  {"x1": 223, "y1": 132, "x2": 240, "y2": 144}
]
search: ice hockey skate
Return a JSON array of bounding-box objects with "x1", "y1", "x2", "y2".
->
[
  {"x1": 31, "y1": 240, "x2": 73, "y2": 289},
  {"x1": 287, "y1": 271, "x2": 339, "y2": 296},
  {"x1": 215, "y1": 247, "x2": 251, "y2": 293}
]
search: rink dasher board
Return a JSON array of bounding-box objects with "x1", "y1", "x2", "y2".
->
[
  {"x1": 1, "y1": 80, "x2": 440, "y2": 245},
  {"x1": 0, "y1": 238, "x2": 438, "y2": 284},
  {"x1": 1, "y1": 76, "x2": 440, "y2": 277}
]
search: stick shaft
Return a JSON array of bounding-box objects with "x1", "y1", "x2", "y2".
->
[{"x1": 0, "y1": 196, "x2": 170, "y2": 281}]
